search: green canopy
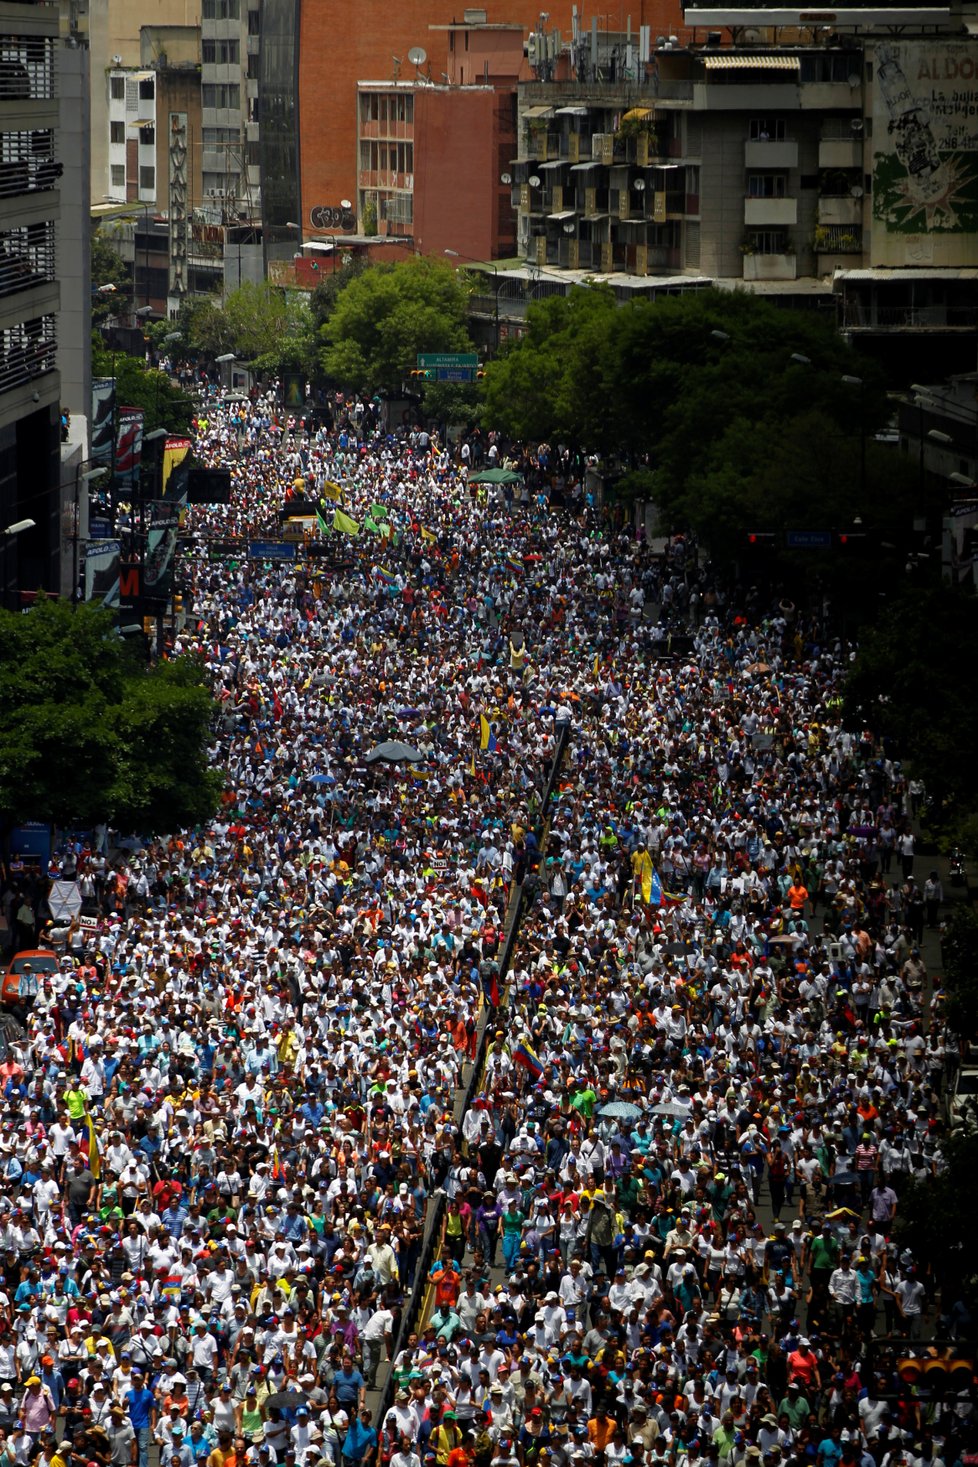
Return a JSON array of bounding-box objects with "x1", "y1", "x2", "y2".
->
[{"x1": 468, "y1": 467, "x2": 524, "y2": 485}]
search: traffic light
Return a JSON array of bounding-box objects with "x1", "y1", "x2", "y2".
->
[
  {"x1": 476, "y1": 369, "x2": 486, "y2": 379},
  {"x1": 172, "y1": 594, "x2": 183, "y2": 617},
  {"x1": 409, "y1": 369, "x2": 434, "y2": 380},
  {"x1": 836, "y1": 531, "x2": 867, "y2": 548},
  {"x1": 142, "y1": 616, "x2": 154, "y2": 637},
  {"x1": 746, "y1": 532, "x2": 775, "y2": 546}
]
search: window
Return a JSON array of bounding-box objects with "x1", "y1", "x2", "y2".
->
[
  {"x1": 246, "y1": 53, "x2": 258, "y2": 79},
  {"x1": 139, "y1": 125, "x2": 155, "y2": 146},
  {"x1": 203, "y1": 126, "x2": 238, "y2": 147},
  {"x1": 139, "y1": 165, "x2": 155, "y2": 191},
  {"x1": 202, "y1": 83, "x2": 240, "y2": 109},
  {"x1": 247, "y1": 8, "x2": 260, "y2": 32},
  {"x1": 138, "y1": 78, "x2": 154, "y2": 102},
  {"x1": 110, "y1": 120, "x2": 125, "y2": 144},
  {"x1": 110, "y1": 75, "x2": 124, "y2": 100},
  {"x1": 749, "y1": 118, "x2": 786, "y2": 141},
  {"x1": 202, "y1": 39, "x2": 239, "y2": 63},
  {"x1": 202, "y1": 0, "x2": 239, "y2": 16},
  {"x1": 747, "y1": 174, "x2": 787, "y2": 198},
  {"x1": 111, "y1": 164, "x2": 125, "y2": 188},
  {"x1": 747, "y1": 229, "x2": 789, "y2": 254}
]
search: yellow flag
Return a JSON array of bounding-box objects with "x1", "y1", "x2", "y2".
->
[
  {"x1": 470, "y1": 749, "x2": 476, "y2": 777},
  {"x1": 593, "y1": 652, "x2": 600, "y2": 679},
  {"x1": 333, "y1": 509, "x2": 360, "y2": 537},
  {"x1": 85, "y1": 1111, "x2": 101, "y2": 1180},
  {"x1": 480, "y1": 714, "x2": 493, "y2": 751},
  {"x1": 421, "y1": 527, "x2": 436, "y2": 544},
  {"x1": 321, "y1": 481, "x2": 343, "y2": 503},
  {"x1": 638, "y1": 849, "x2": 653, "y2": 906}
]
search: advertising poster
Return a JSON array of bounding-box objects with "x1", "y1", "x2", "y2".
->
[
  {"x1": 144, "y1": 502, "x2": 181, "y2": 604},
  {"x1": 872, "y1": 41, "x2": 978, "y2": 266},
  {"x1": 90, "y1": 377, "x2": 115, "y2": 466},
  {"x1": 161, "y1": 436, "x2": 193, "y2": 501},
  {"x1": 116, "y1": 407, "x2": 144, "y2": 491},
  {"x1": 85, "y1": 538, "x2": 120, "y2": 605}
]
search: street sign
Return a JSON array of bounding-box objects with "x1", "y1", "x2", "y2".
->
[
  {"x1": 248, "y1": 540, "x2": 296, "y2": 561},
  {"x1": 437, "y1": 367, "x2": 477, "y2": 383},
  {"x1": 89, "y1": 518, "x2": 113, "y2": 540},
  {"x1": 785, "y1": 530, "x2": 832, "y2": 550},
  {"x1": 417, "y1": 352, "x2": 478, "y2": 370}
]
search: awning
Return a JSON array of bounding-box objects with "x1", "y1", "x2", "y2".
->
[
  {"x1": 523, "y1": 105, "x2": 555, "y2": 119},
  {"x1": 622, "y1": 106, "x2": 653, "y2": 121},
  {"x1": 653, "y1": 162, "x2": 682, "y2": 169},
  {"x1": 539, "y1": 160, "x2": 566, "y2": 170},
  {"x1": 702, "y1": 53, "x2": 800, "y2": 69},
  {"x1": 583, "y1": 213, "x2": 609, "y2": 222},
  {"x1": 548, "y1": 210, "x2": 577, "y2": 221},
  {"x1": 554, "y1": 105, "x2": 589, "y2": 116},
  {"x1": 835, "y1": 267, "x2": 978, "y2": 280},
  {"x1": 571, "y1": 160, "x2": 602, "y2": 171}
]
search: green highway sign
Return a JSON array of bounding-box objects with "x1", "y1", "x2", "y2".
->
[{"x1": 417, "y1": 352, "x2": 479, "y2": 369}]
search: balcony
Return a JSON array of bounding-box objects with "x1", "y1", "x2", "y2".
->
[
  {"x1": 744, "y1": 197, "x2": 797, "y2": 226},
  {"x1": 693, "y1": 82, "x2": 799, "y2": 111},
  {"x1": 839, "y1": 303, "x2": 978, "y2": 331},
  {"x1": 743, "y1": 253, "x2": 797, "y2": 281},
  {"x1": 0, "y1": 155, "x2": 60, "y2": 201},
  {"x1": 817, "y1": 195, "x2": 862, "y2": 227},
  {"x1": 0, "y1": 320, "x2": 57, "y2": 400},
  {"x1": 818, "y1": 138, "x2": 862, "y2": 169},
  {"x1": 744, "y1": 138, "x2": 798, "y2": 169}
]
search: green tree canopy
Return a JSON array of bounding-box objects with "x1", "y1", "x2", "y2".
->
[
  {"x1": 320, "y1": 256, "x2": 474, "y2": 395},
  {"x1": 843, "y1": 583, "x2": 978, "y2": 834},
  {"x1": 482, "y1": 286, "x2": 904, "y2": 551},
  {"x1": 91, "y1": 225, "x2": 130, "y2": 325},
  {"x1": 0, "y1": 600, "x2": 222, "y2": 833},
  {"x1": 92, "y1": 335, "x2": 194, "y2": 437}
]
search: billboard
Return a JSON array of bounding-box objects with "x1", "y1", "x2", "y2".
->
[
  {"x1": 91, "y1": 377, "x2": 115, "y2": 467},
  {"x1": 85, "y1": 538, "x2": 120, "y2": 604},
  {"x1": 161, "y1": 436, "x2": 193, "y2": 501},
  {"x1": 116, "y1": 407, "x2": 144, "y2": 491},
  {"x1": 144, "y1": 502, "x2": 181, "y2": 604},
  {"x1": 872, "y1": 41, "x2": 978, "y2": 266}
]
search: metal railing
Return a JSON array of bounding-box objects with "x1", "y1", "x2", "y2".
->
[{"x1": 840, "y1": 305, "x2": 978, "y2": 330}]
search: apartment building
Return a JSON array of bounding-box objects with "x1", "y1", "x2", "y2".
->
[{"x1": 0, "y1": 0, "x2": 62, "y2": 605}]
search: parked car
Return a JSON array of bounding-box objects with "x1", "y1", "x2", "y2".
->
[{"x1": 1, "y1": 947, "x2": 58, "y2": 1021}]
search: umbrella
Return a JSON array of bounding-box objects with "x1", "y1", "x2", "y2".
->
[
  {"x1": 597, "y1": 1100, "x2": 643, "y2": 1122},
  {"x1": 652, "y1": 1102, "x2": 690, "y2": 1119},
  {"x1": 830, "y1": 1171, "x2": 861, "y2": 1188},
  {"x1": 767, "y1": 933, "x2": 801, "y2": 946},
  {"x1": 264, "y1": 1390, "x2": 308, "y2": 1412},
  {"x1": 365, "y1": 740, "x2": 423, "y2": 764},
  {"x1": 308, "y1": 774, "x2": 335, "y2": 786},
  {"x1": 468, "y1": 468, "x2": 523, "y2": 485},
  {"x1": 745, "y1": 662, "x2": 772, "y2": 675}
]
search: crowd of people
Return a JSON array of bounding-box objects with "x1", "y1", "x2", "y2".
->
[{"x1": 0, "y1": 386, "x2": 972, "y2": 1467}]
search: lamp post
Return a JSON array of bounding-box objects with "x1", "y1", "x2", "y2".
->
[
  {"x1": 444, "y1": 248, "x2": 500, "y2": 354},
  {"x1": 1, "y1": 518, "x2": 35, "y2": 610},
  {"x1": 215, "y1": 351, "x2": 236, "y2": 390}
]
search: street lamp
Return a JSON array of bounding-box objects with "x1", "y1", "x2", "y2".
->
[
  {"x1": 949, "y1": 471, "x2": 978, "y2": 491},
  {"x1": 1, "y1": 518, "x2": 35, "y2": 609},
  {"x1": 444, "y1": 248, "x2": 500, "y2": 354},
  {"x1": 216, "y1": 352, "x2": 236, "y2": 391},
  {"x1": 789, "y1": 352, "x2": 811, "y2": 366}
]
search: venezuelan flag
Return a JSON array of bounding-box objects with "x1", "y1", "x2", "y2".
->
[
  {"x1": 85, "y1": 1111, "x2": 101, "y2": 1180},
  {"x1": 512, "y1": 1038, "x2": 542, "y2": 1081}
]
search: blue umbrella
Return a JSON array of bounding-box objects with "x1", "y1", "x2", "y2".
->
[{"x1": 309, "y1": 774, "x2": 335, "y2": 786}]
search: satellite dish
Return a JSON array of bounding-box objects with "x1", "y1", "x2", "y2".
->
[
  {"x1": 634, "y1": 177, "x2": 646, "y2": 190},
  {"x1": 408, "y1": 45, "x2": 427, "y2": 66},
  {"x1": 847, "y1": 72, "x2": 860, "y2": 86},
  {"x1": 851, "y1": 118, "x2": 864, "y2": 132},
  {"x1": 340, "y1": 198, "x2": 352, "y2": 209},
  {"x1": 500, "y1": 171, "x2": 512, "y2": 185},
  {"x1": 563, "y1": 221, "x2": 575, "y2": 234},
  {"x1": 528, "y1": 174, "x2": 541, "y2": 187},
  {"x1": 850, "y1": 184, "x2": 864, "y2": 198}
]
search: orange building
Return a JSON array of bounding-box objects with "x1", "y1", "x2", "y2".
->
[{"x1": 259, "y1": 0, "x2": 689, "y2": 262}]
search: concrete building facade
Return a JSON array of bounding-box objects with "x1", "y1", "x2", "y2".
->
[{"x1": 0, "y1": 0, "x2": 63, "y2": 605}]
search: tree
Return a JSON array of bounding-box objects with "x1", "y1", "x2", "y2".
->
[
  {"x1": 843, "y1": 584, "x2": 978, "y2": 836},
  {"x1": 0, "y1": 600, "x2": 222, "y2": 834},
  {"x1": 91, "y1": 334, "x2": 194, "y2": 437},
  {"x1": 894, "y1": 1128, "x2": 978, "y2": 1318},
  {"x1": 320, "y1": 256, "x2": 474, "y2": 395},
  {"x1": 940, "y1": 905, "x2": 978, "y2": 1045},
  {"x1": 91, "y1": 225, "x2": 130, "y2": 325}
]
